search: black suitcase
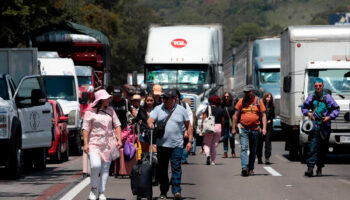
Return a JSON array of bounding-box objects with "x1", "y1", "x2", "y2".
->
[{"x1": 130, "y1": 129, "x2": 155, "y2": 200}]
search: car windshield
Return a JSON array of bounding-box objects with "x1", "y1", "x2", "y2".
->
[
  {"x1": 77, "y1": 76, "x2": 92, "y2": 86},
  {"x1": 259, "y1": 69, "x2": 280, "y2": 84},
  {"x1": 146, "y1": 66, "x2": 208, "y2": 94},
  {"x1": 43, "y1": 76, "x2": 77, "y2": 101},
  {"x1": 308, "y1": 69, "x2": 350, "y2": 95},
  {"x1": 0, "y1": 77, "x2": 9, "y2": 100}
]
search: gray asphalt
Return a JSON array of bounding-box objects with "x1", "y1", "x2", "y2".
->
[{"x1": 73, "y1": 139, "x2": 350, "y2": 200}]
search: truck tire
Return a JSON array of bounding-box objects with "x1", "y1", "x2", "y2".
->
[
  {"x1": 51, "y1": 140, "x2": 62, "y2": 163},
  {"x1": 62, "y1": 139, "x2": 69, "y2": 162},
  {"x1": 34, "y1": 148, "x2": 47, "y2": 171},
  {"x1": 7, "y1": 130, "x2": 23, "y2": 179}
]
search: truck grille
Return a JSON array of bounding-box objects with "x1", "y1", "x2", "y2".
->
[
  {"x1": 331, "y1": 111, "x2": 350, "y2": 130},
  {"x1": 182, "y1": 95, "x2": 196, "y2": 112}
]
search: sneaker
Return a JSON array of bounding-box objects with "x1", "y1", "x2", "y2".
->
[
  {"x1": 249, "y1": 169, "x2": 254, "y2": 176},
  {"x1": 98, "y1": 193, "x2": 107, "y2": 200},
  {"x1": 211, "y1": 161, "x2": 215, "y2": 165},
  {"x1": 174, "y1": 192, "x2": 182, "y2": 200},
  {"x1": 241, "y1": 168, "x2": 249, "y2": 177},
  {"x1": 159, "y1": 194, "x2": 167, "y2": 199},
  {"x1": 231, "y1": 153, "x2": 237, "y2": 158},
  {"x1": 88, "y1": 188, "x2": 98, "y2": 200},
  {"x1": 316, "y1": 167, "x2": 322, "y2": 176},
  {"x1": 206, "y1": 156, "x2": 210, "y2": 165},
  {"x1": 265, "y1": 158, "x2": 270, "y2": 165},
  {"x1": 222, "y1": 152, "x2": 228, "y2": 158},
  {"x1": 304, "y1": 167, "x2": 313, "y2": 177},
  {"x1": 257, "y1": 157, "x2": 263, "y2": 164}
]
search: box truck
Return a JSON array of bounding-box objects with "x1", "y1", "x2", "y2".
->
[
  {"x1": 143, "y1": 24, "x2": 224, "y2": 121},
  {"x1": 0, "y1": 48, "x2": 52, "y2": 178},
  {"x1": 280, "y1": 25, "x2": 350, "y2": 159},
  {"x1": 233, "y1": 38, "x2": 281, "y2": 132}
]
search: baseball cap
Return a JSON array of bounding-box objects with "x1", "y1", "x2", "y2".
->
[
  {"x1": 112, "y1": 88, "x2": 122, "y2": 96},
  {"x1": 132, "y1": 94, "x2": 141, "y2": 100},
  {"x1": 162, "y1": 89, "x2": 177, "y2": 98},
  {"x1": 153, "y1": 84, "x2": 162, "y2": 95},
  {"x1": 243, "y1": 84, "x2": 255, "y2": 92}
]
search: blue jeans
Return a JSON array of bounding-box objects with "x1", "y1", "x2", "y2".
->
[
  {"x1": 191, "y1": 137, "x2": 197, "y2": 153},
  {"x1": 239, "y1": 128, "x2": 259, "y2": 170},
  {"x1": 157, "y1": 146, "x2": 183, "y2": 195},
  {"x1": 223, "y1": 125, "x2": 235, "y2": 154},
  {"x1": 307, "y1": 125, "x2": 330, "y2": 168}
]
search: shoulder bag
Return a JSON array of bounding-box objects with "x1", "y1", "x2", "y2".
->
[
  {"x1": 202, "y1": 106, "x2": 216, "y2": 135},
  {"x1": 154, "y1": 109, "x2": 175, "y2": 139}
]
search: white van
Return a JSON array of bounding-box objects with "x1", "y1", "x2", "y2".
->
[{"x1": 39, "y1": 52, "x2": 82, "y2": 155}]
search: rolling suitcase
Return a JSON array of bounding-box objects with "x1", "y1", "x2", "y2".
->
[{"x1": 130, "y1": 129, "x2": 155, "y2": 200}]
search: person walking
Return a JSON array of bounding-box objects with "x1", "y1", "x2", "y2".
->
[
  {"x1": 201, "y1": 95, "x2": 224, "y2": 165},
  {"x1": 107, "y1": 86, "x2": 132, "y2": 130},
  {"x1": 257, "y1": 92, "x2": 275, "y2": 164},
  {"x1": 302, "y1": 78, "x2": 339, "y2": 177},
  {"x1": 132, "y1": 93, "x2": 157, "y2": 153},
  {"x1": 221, "y1": 92, "x2": 236, "y2": 158},
  {"x1": 147, "y1": 89, "x2": 193, "y2": 200},
  {"x1": 232, "y1": 84, "x2": 267, "y2": 177},
  {"x1": 153, "y1": 84, "x2": 163, "y2": 106},
  {"x1": 82, "y1": 89, "x2": 123, "y2": 200}
]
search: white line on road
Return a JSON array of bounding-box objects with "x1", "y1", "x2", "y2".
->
[
  {"x1": 338, "y1": 179, "x2": 350, "y2": 185},
  {"x1": 264, "y1": 166, "x2": 282, "y2": 176},
  {"x1": 59, "y1": 177, "x2": 90, "y2": 200}
]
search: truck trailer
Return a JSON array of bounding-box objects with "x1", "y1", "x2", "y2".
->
[{"x1": 280, "y1": 25, "x2": 350, "y2": 159}]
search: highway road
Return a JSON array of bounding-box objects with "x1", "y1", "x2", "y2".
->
[{"x1": 1, "y1": 140, "x2": 350, "y2": 200}]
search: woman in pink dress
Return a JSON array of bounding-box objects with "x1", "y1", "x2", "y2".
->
[{"x1": 82, "y1": 89, "x2": 123, "y2": 200}]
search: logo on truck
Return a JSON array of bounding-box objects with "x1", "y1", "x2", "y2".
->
[
  {"x1": 29, "y1": 111, "x2": 40, "y2": 130},
  {"x1": 171, "y1": 39, "x2": 187, "y2": 48}
]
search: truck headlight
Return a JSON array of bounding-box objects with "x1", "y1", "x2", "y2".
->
[
  {"x1": 68, "y1": 110, "x2": 76, "y2": 125},
  {"x1": 0, "y1": 114, "x2": 9, "y2": 138}
]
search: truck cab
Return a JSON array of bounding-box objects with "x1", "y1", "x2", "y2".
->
[
  {"x1": 0, "y1": 73, "x2": 51, "y2": 178},
  {"x1": 39, "y1": 52, "x2": 82, "y2": 155},
  {"x1": 299, "y1": 61, "x2": 350, "y2": 158}
]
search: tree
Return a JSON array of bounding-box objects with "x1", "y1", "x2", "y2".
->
[{"x1": 231, "y1": 23, "x2": 265, "y2": 48}]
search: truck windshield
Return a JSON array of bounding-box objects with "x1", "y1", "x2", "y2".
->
[
  {"x1": 43, "y1": 76, "x2": 77, "y2": 101},
  {"x1": 259, "y1": 69, "x2": 280, "y2": 84},
  {"x1": 308, "y1": 69, "x2": 350, "y2": 95},
  {"x1": 146, "y1": 66, "x2": 208, "y2": 94},
  {"x1": 77, "y1": 76, "x2": 92, "y2": 86},
  {"x1": 0, "y1": 77, "x2": 9, "y2": 100}
]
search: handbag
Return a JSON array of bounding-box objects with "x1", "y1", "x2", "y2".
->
[
  {"x1": 154, "y1": 109, "x2": 175, "y2": 138},
  {"x1": 124, "y1": 141, "x2": 136, "y2": 161},
  {"x1": 202, "y1": 106, "x2": 216, "y2": 135},
  {"x1": 122, "y1": 125, "x2": 138, "y2": 144}
]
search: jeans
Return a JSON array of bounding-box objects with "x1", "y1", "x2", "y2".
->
[
  {"x1": 239, "y1": 128, "x2": 259, "y2": 170},
  {"x1": 257, "y1": 123, "x2": 272, "y2": 160},
  {"x1": 157, "y1": 146, "x2": 183, "y2": 195},
  {"x1": 306, "y1": 125, "x2": 330, "y2": 168},
  {"x1": 223, "y1": 125, "x2": 235, "y2": 154},
  {"x1": 191, "y1": 137, "x2": 197, "y2": 153}
]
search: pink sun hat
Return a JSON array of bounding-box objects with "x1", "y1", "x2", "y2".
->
[{"x1": 90, "y1": 89, "x2": 112, "y2": 108}]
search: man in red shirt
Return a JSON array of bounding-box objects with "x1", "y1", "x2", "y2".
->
[{"x1": 232, "y1": 84, "x2": 267, "y2": 176}]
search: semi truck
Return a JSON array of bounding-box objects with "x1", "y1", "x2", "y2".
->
[
  {"x1": 143, "y1": 24, "x2": 224, "y2": 121},
  {"x1": 280, "y1": 25, "x2": 350, "y2": 159},
  {"x1": 0, "y1": 48, "x2": 52, "y2": 178},
  {"x1": 233, "y1": 37, "x2": 281, "y2": 132}
]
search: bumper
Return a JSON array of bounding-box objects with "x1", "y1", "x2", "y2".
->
[{"x1": 300, "y1": 130, "x2": 350, "y2": 148}]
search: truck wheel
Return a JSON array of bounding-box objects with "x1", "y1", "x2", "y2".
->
[
  {"x1": 62, "y1": 139, "x2": 69, "y2": 162},
  {"x1": 74, "y1": 131, "x2": 82, "y2": 156},
  {"x1": 51, "y1": 140, "x2": 62, "y2": 163},
  {"x1": 34, "y1": 148, "x2": 47, "y2": 171},
  {"x1": 7, "y1": 144, "x2": 23, "y2": 179}
]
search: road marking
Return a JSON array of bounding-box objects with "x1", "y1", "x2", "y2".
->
[
  {"x1": 338, "y1": 179, "x2": 350, "y2": 185},
  {"x1": 59, "y1": 177, "x2": 90, "y2": 200},
  {"x1": 264, "y1": 166, "x2": 282, "y2": 176}
]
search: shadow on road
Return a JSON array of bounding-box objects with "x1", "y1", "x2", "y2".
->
[{"x1": 282, "y1": 153, "x2": 350, "y2": 164}]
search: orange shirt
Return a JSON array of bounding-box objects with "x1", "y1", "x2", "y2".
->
[{"x1": 235, "y1": 96, "x2": 266, "y2": 130}]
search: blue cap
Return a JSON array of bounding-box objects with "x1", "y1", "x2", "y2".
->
[{"x1": 313, "y1": 78, "x2": 324, "y2": 84}]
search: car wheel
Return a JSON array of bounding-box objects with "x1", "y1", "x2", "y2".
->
[
  {"x1": 7, "y1": 133, "x2": 23, "y2": 179},
  {"x1": 51, "y1": 140, "x2": 62, "y2": 163},
  {"x1": 34, "y1": 148, "x2": 47, "y2": 171}
]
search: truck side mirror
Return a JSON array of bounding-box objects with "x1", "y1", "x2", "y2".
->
[
  {"x1": 79, "y1": 92, "x2": 89, "y2": 104},
  {"x1": 31, "y1": 89, "x2": 46, "y2": 106},
  {"x1": 283, "y1": 76, "x2": 291, "y2": 93}
]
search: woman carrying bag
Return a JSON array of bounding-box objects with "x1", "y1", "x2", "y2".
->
[
  {"x1": 201, "y1": 95, "x2": 225, "y2": 165},
  {"x1": 82, "y1": 89, "x2": 123, "y2": 200},
  {"x1": 222, "y1": 92, "x2": 236, "y2": 158}
]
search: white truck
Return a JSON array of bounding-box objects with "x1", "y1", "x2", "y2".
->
[
  {"x1": 280, "y1": 25, "x2": 350, "y2": 159},
  {"x1": 143, "y1": 24, "x2": 224, "y2": 120},
  {"x1": 233, "y1": 37, "x2": 282, "y2": 132},
  {"x1": 39, "y1": 52, "x2": 82, "y2": 155},
  {"x1": 0, "y1": 48, "x2": 52, "y2": 178},
  {"x1": 299, "y1": 61, "x2": 350, "y2": 160}
]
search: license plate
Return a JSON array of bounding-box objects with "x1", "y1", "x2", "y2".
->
[{"x1": 340, "y1": 136, "x2": 350, "y2": 143}]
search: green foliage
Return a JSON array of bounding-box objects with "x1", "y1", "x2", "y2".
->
[{"x1": 231, "y1": 23, "x2": 265, "y2": 47}]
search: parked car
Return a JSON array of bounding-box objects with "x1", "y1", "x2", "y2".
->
[{"x1": 48, "y1": 100, "x2": 69, "y2": 163}]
